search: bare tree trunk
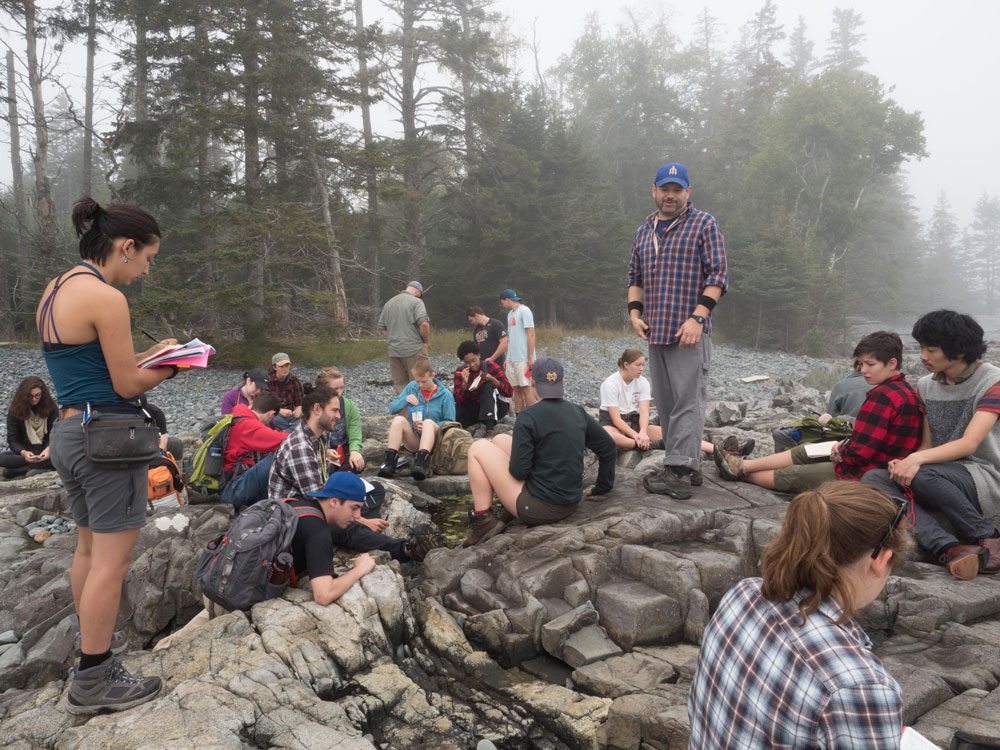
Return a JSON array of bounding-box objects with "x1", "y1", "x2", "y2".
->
[
  {"x1": 400, "y1": 0, "x2": 426, "y2": 280},
  {"x1": 7, "y1": 49, "x2": 29, "y2": 316},
  {"x1": 122, "y1": 7, "x2": 149, "y2": 187},
  {"x1": 355, "y1": 0, "x2": 382, "y2": 328},
  {"x1": 456, "y1": 0, "x2": 475, "y2": 170},
  {"x1": 303, "y1": 138, "x2": 348, "y2": 326},
  {"x1": 241, "y1": 17, "x2": 266, "y2": 332},
  {"x1": 25, "y1": 2, "x2": 57, "y2": 264},
  {"x1": 82, "y1": 0, "x2": 97, "y2": 196}
]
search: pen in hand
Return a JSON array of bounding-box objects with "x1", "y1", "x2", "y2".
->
[{"x1": 141, "y1": 329, "x2": 160, "y2": 344}]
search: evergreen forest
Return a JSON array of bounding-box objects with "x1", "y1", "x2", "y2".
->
[{"x1": 0, "y1": 0, "x2": 997, "y2": 355}]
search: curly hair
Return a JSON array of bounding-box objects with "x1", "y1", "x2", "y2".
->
[{"x1": 9, "y1": 376, "x2": 56, "y2": 421}]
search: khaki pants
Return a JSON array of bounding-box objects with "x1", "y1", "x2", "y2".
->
[{"x1": 390, "y1": 347, "x2": 429, "y2": 393}]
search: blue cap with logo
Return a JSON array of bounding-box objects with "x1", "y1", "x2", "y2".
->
[
  {"x1": 531, "y1": 357, "x2": 565, "y2": 399},
  {"x1": 307, "y1": 471, "x2": 366, "y2": 503},
  {"x1": 654, "y1": 163, "x2": 689, "y2": 189},
  {"x1": 499, "y1": 288, "x2": 521, "y2": 302}
]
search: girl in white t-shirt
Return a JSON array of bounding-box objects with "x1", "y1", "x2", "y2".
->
[{"x1": 599, "y1": 349, "x2": 663, "y2": 450}]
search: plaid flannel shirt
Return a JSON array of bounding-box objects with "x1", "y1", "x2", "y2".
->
[
  {"x1": 268, "y1": 420, "x2": 331, "y2": 501},
  {"x1": 689, "y1": 578, "x2": 903, "y2": 749},
  {"x1": 837, "y1": 374, "x2": 924, "y2": 480},
  {"x1": 268, "y1": 371, "x2": 304, "y2": 411},
  {"x1": 628, "y1": 205, "x2": 728, "y2": 345},
  {"x1": 453, "y1": 359, "x2": 512, "y2": 406}
]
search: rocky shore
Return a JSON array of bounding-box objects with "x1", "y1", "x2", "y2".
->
[{"x1": 0, "y1": 338, "x2": 999, "y2": 748}]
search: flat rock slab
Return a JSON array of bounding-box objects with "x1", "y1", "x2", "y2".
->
[{"x1": 572, "y1": 652, "x2": 678, "y2": 698}]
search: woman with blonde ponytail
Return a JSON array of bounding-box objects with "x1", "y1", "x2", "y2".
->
[{"x1": 688, "y1": 481, "x2": 912, "y2": 748}]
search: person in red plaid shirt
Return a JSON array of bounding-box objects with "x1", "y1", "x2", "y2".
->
[
  {"x1": 267, "y1": 352, "x2": 304, "y2": 431},
  {"x1": 628, "y1": 162, "x2": 728, "y2": 500},
  {"x1": 714, "y1": 331, "x2": 923, "y2": 495},
  {"x1": 453, "y1": 340, "x2": 512, "y2": 437}
]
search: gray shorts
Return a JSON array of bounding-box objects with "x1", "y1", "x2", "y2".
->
[
  {"x1": 516, "y1": 486, "x2": 577, "y2": 526},
  {"x1": 49, "y1": 418, "x2": 148, "y2": 533}
]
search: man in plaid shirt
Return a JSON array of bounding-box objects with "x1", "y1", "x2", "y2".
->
[
  {"x1": 453, "y1": 340, "x2": 512, "y2": 436},
  {"x1": 628, "y1": 163, "x2": 728, "y2": 499},
  {"x1": 714, "y1": 331, "x2": 923, "y2": 493},
  {"x1": 268, "y1": 386, "x2": 426, "y2": 562},
  {"x1": 267, "y1": 352, "x2": 304, "y2": 431}
]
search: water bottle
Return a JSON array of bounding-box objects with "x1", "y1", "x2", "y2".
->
[
  {"x1": 790, "y1": 429, "x2": 801, "y2": 442},
  {"x1": 269, "y1": 552, "x2": 293, "y2": 586}
]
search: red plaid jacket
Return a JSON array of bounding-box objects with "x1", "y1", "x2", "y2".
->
[
  {"x1": 837, "y1": 374, "x2": 924, "y2": 480},
  {"x1": 453, "y1": 359, "x2": 512, "y2": 405}
]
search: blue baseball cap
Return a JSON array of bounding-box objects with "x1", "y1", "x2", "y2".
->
[
  {"x1": 307, "y1": 471, "x2": 366, "y2": 503},
  {"x1": 654, "y1": 163, "x2": 690, "y2": 189},
  {"x1": 499, "y1": 288, "x2": 521, "y2": 301}
]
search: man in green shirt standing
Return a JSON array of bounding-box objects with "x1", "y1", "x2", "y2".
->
[{"x1": 377, "y1": 281, "x2": 431, "y2": 394}]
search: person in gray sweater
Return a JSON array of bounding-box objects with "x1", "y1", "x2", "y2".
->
[
  {"x1": 461, "y1": 357, "x2": 616, "y2": 547},
  {"x1": 863, "y1": 310, "x2": 1000, "y2": 580}
]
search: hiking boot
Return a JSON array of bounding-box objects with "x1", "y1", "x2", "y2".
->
[
  {"x1": 712, "y1": 437, "x2": 745, "y2": 481},
  {"x1": 951, "y1": 730, "x2": 1000, "y2": 750},
  {"x1": 739, "y1": 439, "x2": 756, "y2": 457},
  {"x1": 461, "y1": 509, "x2": 505, "y2": 547},
  {"x1": 496, "y1": 506, "x2": 516, "y2": 525},
  {"x1": 75, "y1": 629, "x2": 128, "y2": 657},
  {"x1": 941, "y1": 545, "x2": 988, "y2": 581},
  {"x1": 979, "y1": 536, "x2": 1000, "y2": 574},
  {"x1": 483, "y1": 428, "x2": 495, "y2": 439},
  {"x1": 403, "y1": 535, "x2": 432, "y2": 563},
  {"x1": 411, "y1": 449, "x2": 431, "y2": 481},
  {"x1": 378, "y1": 449, "x2": 398, "y2": 479},
  {"x1": 647, "y1": 439, "x2": 665, "y2": 451},
  {"x1": 690, "y1": 470, "x2": 703, "y2": 487},
  {"x1": 642, "y1": 467, "x2": 692, "y2": 500},
  {"x1": 66, "y1": 656, "x2": 161, "y2": 715}
]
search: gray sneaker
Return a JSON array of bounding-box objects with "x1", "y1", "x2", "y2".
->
[
  {"x1": 642, "y1": 467, "x2": 692, "y2": 499},
  {"x1": 66, "y1": 656, "x2": 161, "y2": 715},
  {"x1": 75, "y1": 629, "x2": 129, "y2": 657}
]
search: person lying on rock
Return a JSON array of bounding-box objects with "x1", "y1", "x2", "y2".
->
[
  {"x1": 269, "y1": 385, "x2": 428, "y2": 563},
  {"x1": 688, "y1": 481, "x2": 911, "y2": 747},
  {"x1": 378, "y1": 359, "x2": 455, "y2": 481},
  {"x1": 0, "y1": 375, "x2": 57, "y2": 478},
  {"x1": 862, "y1": 310, "x2": 1000, "y2": 581},
  {"x1": 453, "y1": 340, "x2": 512, "y2": 438},
  {"x1": 156, "y1": 472, "x2": 378, "y2": 650},
  {"x1": 314, "y1": 367, "x2": 366, "y2": 473},
  {"x1": 713, "y1": 331, "x2": 923, "y2": 498},
  {"x1": 220, "y1": 391, "x2": 288, "y2": 511},
  {"x1": 461, "y1": 357, "x2": 616, "y2": 547}
]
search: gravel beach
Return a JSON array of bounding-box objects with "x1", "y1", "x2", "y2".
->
[{"x1": 0, "y1": 336, "x2": 834, "y2": 444}]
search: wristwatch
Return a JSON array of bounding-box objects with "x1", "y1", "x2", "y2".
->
[{"x1": 691, "y1": 314, "x2": 706, "y2": 325}]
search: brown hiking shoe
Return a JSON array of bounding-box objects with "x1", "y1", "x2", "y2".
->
[
  {"x1": 979, "y1": 536, "x2": 1000, "y2": 574},
  {"x1": 461, "y1": 509, "x2": 505, "y2": 547},
  {"x1": 941, "y1": 545, "x2": 988, "y2": 580},
  {"x1": 712, "y1": 437, "x2": 745, "y2": 481}
]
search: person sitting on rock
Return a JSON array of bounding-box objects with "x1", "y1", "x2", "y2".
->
[
  {"x1": 772, "y1": 358, "x2": 874, "y2": 452},
  {"x1": 0, "y1": 376, "x2": 57, "y2": 478},
  {"x1": 269, "y1": 386, "x2": 427, "y2": 562},
  {"x1": 314, "y1": 367, "x2": 365, "y2": 473},
  {"x1": 714, "y1": 331, "x2": 923, "y2": 497},
  {"x1": 267, "y1": 352, "x2": 304, "y2": 431},
  {"x1": 453, "y1": 340, "x2": 511, "y2": 437},
  {"x1": 378, "y1": 360, "x2": 455, "y2": 481},
  {"x1": 220, "y1": 391, "x2": 288, "y2": 511},
  {"x1": 461, "y1": 357, "x2": 616, "y2": 547},
  {"x1": 220, "y1": 368, "x2": 268, "y2": 415},
  {"x1": 862, "y1": 310, "x2": 1000, "y2": 581},
  {"x1": 688, "y1": 481, "x2": 911, "y2": 747}
]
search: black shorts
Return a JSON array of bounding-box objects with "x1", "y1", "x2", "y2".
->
[
  {"x1": 515, "y1": 486, "x2": 577, "y2": 526},
  {"x1": 598, "y1": 409, "x2": 640, "y2": 431}
]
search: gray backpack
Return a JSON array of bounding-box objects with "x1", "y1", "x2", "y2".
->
[{"x1": 196, "y1": 499, "x2": 322, "y2": 611}]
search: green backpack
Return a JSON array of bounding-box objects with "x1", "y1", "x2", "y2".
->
[
  {"x1": 187, "y1": 415, "x2": 246, "y2": 494},
  {"x1": 428, "y1": 421, "x2": 473, "y2": 475},
  {"x1": 778, "y1": 413, "x2": 855, "y2": 445}
]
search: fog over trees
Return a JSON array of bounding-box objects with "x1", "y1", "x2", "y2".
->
[{"x1": 0, "y1": 0, "x2": 995, "y2": 354}]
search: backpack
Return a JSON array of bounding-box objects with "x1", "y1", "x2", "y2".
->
[
  {"x1": 428, "y1": 421, "x2": 473, "y2": 475},
  {"x1": 187, "y1": 415, "x2": 246, "y2": 495},
  {"x1": 778, "y1": 414, "x2": 855, "y2": 445},
  {"x1": 196, "y1": 499, "x2": 323, "y2": 611},
  {"x1": 147, "y1": 450, "x2": 186, "y2": 511}
]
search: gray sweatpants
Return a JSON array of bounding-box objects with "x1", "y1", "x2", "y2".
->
[{"x1": 647, "y1": 337, "x2": 711, "y2": 471}]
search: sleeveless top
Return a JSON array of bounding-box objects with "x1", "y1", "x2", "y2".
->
[{"x1": 38, "y1": 263, "x2": 131, "y2": 409}]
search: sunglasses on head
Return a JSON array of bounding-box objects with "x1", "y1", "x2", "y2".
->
[{"x1": 871, "y1": 498, "x2": 911, "y2": 559}]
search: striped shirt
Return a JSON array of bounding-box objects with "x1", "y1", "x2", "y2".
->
[
  {"x1": 688, "y1": 578, "x2": 903, "y2": 749},
  {"x1": 627, "y1": 204, "x2": 728, "y2": 345}
]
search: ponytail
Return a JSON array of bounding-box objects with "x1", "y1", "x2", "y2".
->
[
  {"x1": 761, "y1": 481, "x2": 911, "y2": 623},
  {"x1": 618, "y1": 347, "x2": 644, "y2": 371}
]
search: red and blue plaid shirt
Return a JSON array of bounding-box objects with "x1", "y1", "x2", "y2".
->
[
  {"x1": 453, "y1": 359, "x2": 512, "y2": 405},
  {"x1": 837, "y1": 373, "x2": 924, "y2": 480},
  {"x1": 267, "y1": 371, "x2": 304, "y2": 411},
  {"x1": 627, "y1": 204, "x2": 728, "y2": 346}
]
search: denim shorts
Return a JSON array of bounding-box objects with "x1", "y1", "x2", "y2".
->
[{"x1": 50, "y1": 418, "x2": 148, "y2": 533}]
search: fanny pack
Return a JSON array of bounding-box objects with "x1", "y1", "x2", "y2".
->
[{"x1": 81, "y1": 403, "x2": 160, "y2": 469}]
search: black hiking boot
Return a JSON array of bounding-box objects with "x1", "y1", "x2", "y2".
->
[
  {"x1": 66, "y1": 656, "x2": 161, "y2": 715},
  {"x1": 411, "y1": 449, "x2": 431, "y2": 481},
  {"x1": 378, "y1": 449, "x2": 399, "y2": 479}
]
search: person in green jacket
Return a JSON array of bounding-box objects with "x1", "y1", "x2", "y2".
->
[
  {"x1": 315, "y1": 367, "x2": 365, "y2": 472},
  {"x1": 462, "y1": 357, "x2": 616, "y2": 547}
]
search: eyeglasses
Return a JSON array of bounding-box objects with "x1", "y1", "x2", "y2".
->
[{"x1": 871, "y1": 498, "x2": 910, "y2": 559}]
